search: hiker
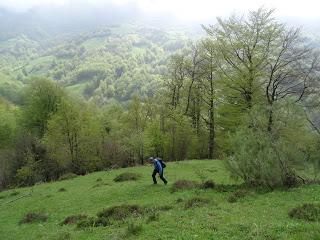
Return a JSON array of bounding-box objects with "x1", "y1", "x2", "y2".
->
[{"x1": 149, "y1": 157, "x2": 167, "y2": 185}]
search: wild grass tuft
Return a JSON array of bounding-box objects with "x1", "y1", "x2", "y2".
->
[
  {"x1": 19, "y1": 212, "x2": 48, "y2": 224},
  {"x1": 113, "y1": 172, "x2": 141, "y2": 182},
  {"x1": 227, "y1": 189, "x2": 251, "y2": 203},
  {"x1": 185, "y1": 197, "x2": 210, "y2": 209},
  {"x1": 60, "y1": 214, "x2": 87, "y2": 225},
  {"x1": 171, "y1": 180, "x2": 197, "y2": 192},
  {"x1": 289, "y1": 203, "x2": 320, "y2": 221}
]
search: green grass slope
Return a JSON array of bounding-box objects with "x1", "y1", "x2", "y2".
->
[{"x1": 0, "y1": 160, "x2": 320, "y2": 240}]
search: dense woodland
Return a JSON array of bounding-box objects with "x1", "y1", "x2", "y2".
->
[{"x1": 1, "y1": 8, "x2": 320, "y2": 190}]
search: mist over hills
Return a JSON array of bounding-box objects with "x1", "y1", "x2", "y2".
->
[{"x1": 0, "y1": 2, "x2": 319, "y2": 104}]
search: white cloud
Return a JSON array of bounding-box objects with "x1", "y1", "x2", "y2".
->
[{"x1": 0, "y1": 0, "x2": 67, "y2": 11}]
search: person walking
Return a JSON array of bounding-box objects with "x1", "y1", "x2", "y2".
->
[{"x1": 149, "y1": 157, "x2": 167, "y2": 185}]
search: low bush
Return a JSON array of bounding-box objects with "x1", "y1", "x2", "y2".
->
[
  {"x1": 201, "y1": 180, "x2": 215, "y2": 189},
  {"x1": 171, "y1": 180, "x2": 197, "y2": 192},
  {"x1": 97, "y1": 204, "x2": 144, "y2": 221},
  {"x1": 76, "y1": 218, "x2": 94, "y2": 229},
  {"x1": 60, "y1": 214, "x2": 87, "y2": 225},
  {"x1": 58, "y1": 173, "x2": 78, "y2": 181},
  {"x1": 58, "y1": 188, "x2": 66, "y2": 192},
  {"x1": 77, "y1": 205, "x2": 144, "y2": 229},
  {"x1": 19, "y1": 212, "x2": 48, "y2": 224},
  {"x1": 227, "y1": 189, "x2": 250, "y2": 203},
  {"x1": 113, "y1": 172, "x2": 141, "y2": 182},
  {"x1": 289, "y1": 203, "x2": 320, "y2": 221},
  {"x1": 185, "y1": 197, "x2": 210, "y2": 209}
]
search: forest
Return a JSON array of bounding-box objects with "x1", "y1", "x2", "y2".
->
[{"x1": 1, "y1": 8, "x2": 320, "y2": 190}]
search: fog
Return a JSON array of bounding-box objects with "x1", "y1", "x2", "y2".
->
[
  {"x1": 1, "y1": 0, "x2": 320, "y2": 22},
  {"x1": 0, "y1": 0, "x2": 320, "y2": 39}
]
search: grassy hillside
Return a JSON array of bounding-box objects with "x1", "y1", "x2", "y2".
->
[
  {"x1": 0, "y1": 160, "x2": 320, "y2": 240},
  {"x1": 0, "y1": 24, "x2": 193, "y2": 104}
]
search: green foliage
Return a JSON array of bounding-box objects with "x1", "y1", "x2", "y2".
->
[
  {"x1": 0, "y1": 25, "x2": 189, "y2": 104},
  {"x1": 227, "y1": 104, "x2": 313, "y2": 188},
  {"x1": 58, "y1": 173, "x2": 78, "y2": 181},
  {"x1": 0, "y1": 98, "x2": 18, "y2": 147},
  {"x1": 21, "y1": 78, "x2": 64, "y2": 136},
  {"x1": 15, "y1": 165, "x2": 42, "y2": 187},
  {"x1": 1, "y1": 9, "x2": 320, "y2": 191}
]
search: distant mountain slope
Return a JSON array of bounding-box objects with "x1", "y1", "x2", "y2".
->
[{"x1": 0, "y1": 24, "x2": 194, "y2": 104}]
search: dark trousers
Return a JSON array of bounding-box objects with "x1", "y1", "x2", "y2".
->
[{"x1": 152, "y1": 169, "x2": 167, "y2": 184}]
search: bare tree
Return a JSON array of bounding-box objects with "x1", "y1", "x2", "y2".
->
[
  {"x1": 203, "y1": 8, "x2": 281, "y2": 109},
  {"x1": 265, "y1": 28, "x2": 320, "y2": 131}
]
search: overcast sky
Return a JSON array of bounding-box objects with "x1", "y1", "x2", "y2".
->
[{"x1": 0, "y1": 0, "x2": 319, "y2": 22}]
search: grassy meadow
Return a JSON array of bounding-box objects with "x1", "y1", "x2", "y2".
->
[{"x1": 0, "y1": 160, "x2": 320, "y2": 240}]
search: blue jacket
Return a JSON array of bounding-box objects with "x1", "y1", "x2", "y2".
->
[{"x1": 153, "y1": 159, "x2": 163, "y2": 174}]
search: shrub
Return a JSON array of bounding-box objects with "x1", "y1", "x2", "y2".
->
[
  {"x1": 96, "y1": 178, "x2": 102, "y2": 182},
  {"x1": 58, "y1": 188, "x2": 66, "y2": 192},
  {"x1": 97, "y1": 204, "x2": 144, "y2": 221},
  {"x1": 185, "y1": 197, "x2": 210, "y2": 209},
  {"x1": 227, "y1": 189, "x2": 250, "y2": 203},
  {"x1": 58, "y1": 173, "x2": 78, "y2": 181},
  {"x1": 227, "y1": 111, "x2": 310, "y2": 189},
  {"x1": 171, "y1": 180, "x2": 197, "y2": 192},
  {"x1": 126, "y1": 222, "x2": 143, "y2": 236},
  {"x1": 113, "y1": 172, "x2": 141, "y2": 182},
  {"x1": 289, "y1": 203, "x2": 320, "y2": 221},
  {"x1": 20, "y1": 212, "x2": 48, "y2": 224},
  {"x1": 15, "y1": 166, "x2": 42, "y2": 186},
  {"x1": 76, "y1": 218, "x2": 92, "y2": 229},
  {"x1": 77, "y1": 204, "x2": 144, "y2": 229},
  {"x1": 60, "y1": 214, "x2": 87, "y2": 225},
  {"x1": 201, "y1": 180, "x2": 215, "y2": 189}
]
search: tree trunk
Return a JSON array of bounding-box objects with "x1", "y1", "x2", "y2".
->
[
  {"x1": 208, "y1": 105, "x2": 215, "y2": 159},
  {"x1": 267, "y1": 107, "x2": 273, "y2": 132}
]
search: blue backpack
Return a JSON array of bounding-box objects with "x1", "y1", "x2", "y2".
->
[{"x1": 157, "y1": 158, "x2": 166, "y2": 168}]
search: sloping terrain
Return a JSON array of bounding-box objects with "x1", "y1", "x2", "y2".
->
[{"x1": 0, "y1": 160, "x2": 320, "y2": 240}]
